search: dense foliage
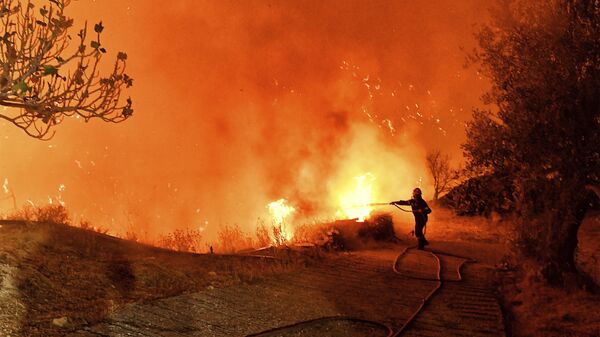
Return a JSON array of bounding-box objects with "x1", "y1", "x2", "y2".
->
[
  {"x1": 464, "y1": 0, "x2": 599, "y2": 283},
  {"x1": 439, "y1": 174, "x2": 514, "y2": 216}
]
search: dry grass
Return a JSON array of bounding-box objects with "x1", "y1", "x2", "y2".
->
[
  {"x1": 156, "y1": 228, "x2": 203, "y2": 253},
  {"x1": 255, "y1": 220, "x2": 272, "y2": 247},
  {"x1": 213, "y1": 224, "x2": 254, "y2": 253},
  {"x1": 3, "y1": 204, "x2": 70, "y2": 224},
  {"x1": 499, "y1": 258, "x2": 600, "y2": 337},
  {"x1": 0, "y1": 220, "x2": 306, "y2": 336}
]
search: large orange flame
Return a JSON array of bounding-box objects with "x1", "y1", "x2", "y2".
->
[
  {"x1": 267, "y1": 198, "x2": 295, "y2": 242},
  {"x1": 337, "y1": 173, "x2": 376, "y2": 222}
]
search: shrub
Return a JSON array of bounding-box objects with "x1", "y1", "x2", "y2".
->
[
  {"x1": 358, "y1": 213, "x2": 396, "y2": 241},
  {"x1": 439, "y1": 174, "x2": 514, "y2": 216},
  {"x1": 319, "y1": 227, "x2": 347, "y2": 251},
  {"x1": 292, "y1": 223, "x2": 349, "y2": 251},
  {"x1": 158, "y1": 228, "x2": 203, "y2": 253},
  {"x1": 5, "y1": 204, "x2": 70, "y2": 224},
  {"x1": 255, "y1": 220, "x2": 272, "y2": 247},
  {"x1": 215, "y1": 224, "x2": 253, "y2": 253}
]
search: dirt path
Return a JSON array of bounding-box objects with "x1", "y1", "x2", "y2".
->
[{"x1": 68, "y1": 243, "x2": 505, "y2": 337}]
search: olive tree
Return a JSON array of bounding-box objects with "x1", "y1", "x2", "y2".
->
[
  {"x1": 464, "y1": 0, "x2": 599, "y2": 284},
  {"x1": 0, "y1": 0, "x2": 133, "y2": 139}
]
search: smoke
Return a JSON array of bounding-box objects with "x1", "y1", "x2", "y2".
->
[{"x1": 0, "y1": 0, "x2": 491, "y2": 240}]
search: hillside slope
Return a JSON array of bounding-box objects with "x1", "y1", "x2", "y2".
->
[{"x1": 0, "y1": 221, "x2": 299, "y2": 337}]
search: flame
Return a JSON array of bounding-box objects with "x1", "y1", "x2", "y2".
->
[
  {"x1": 267, "y1": 198, "x2": 295, "y2": 242},
  {"x1": 338, "y1": 173, "x2": 375, "y2": 222}
]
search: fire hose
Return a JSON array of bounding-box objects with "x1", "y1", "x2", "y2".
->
[
  {"x1": 367, "y1": 202, "x2": 413, "y2": 213},
  {"x1": 242, "y1": 202, "x2": 477, "y2": 336},
  {"x1": 243, "y1": 244, "x2": 471, "y2": 337},
  {"x1": 366, "y1": 202, "x2": 429, "y2": 235}
]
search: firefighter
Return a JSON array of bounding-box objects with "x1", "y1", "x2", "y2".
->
[{"x1": 390, "y1": 188, "x2": 432, "y2": 250}]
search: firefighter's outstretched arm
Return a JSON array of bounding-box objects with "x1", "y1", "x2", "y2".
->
[{"x1": 390, "y1": 200, "x2": 411, "y2": 206}]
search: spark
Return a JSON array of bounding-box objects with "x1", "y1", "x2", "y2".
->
[
  {"x1": 2, "y1": 178, "x2": 8, "y2": 194},
  {"x1": 383, "y1": 119, "x2": 396, "y2": 135}
]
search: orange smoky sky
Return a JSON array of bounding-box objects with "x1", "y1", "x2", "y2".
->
[{"x1": 0, "y1": 0, "x2": 492, "y2": 240}]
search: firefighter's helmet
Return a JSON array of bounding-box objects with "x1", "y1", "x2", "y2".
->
[{"x1": 413, "y1": 188, "x2": 422, "y2": 197}]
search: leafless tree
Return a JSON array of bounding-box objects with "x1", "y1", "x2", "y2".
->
[
  {"x1": 426, "y1": 149, "x2": 459, "y2": 201},
  {"x1": 0, "y1": 0, "x2": 133, "y2": 139}
]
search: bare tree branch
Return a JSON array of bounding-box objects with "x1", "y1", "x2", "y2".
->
[
  {"x1": 0, "y1": 0, "x2": 133, "y2": 139},
  {"x1": 426, "y1": 149, "x2": 459, "y2": 201}
]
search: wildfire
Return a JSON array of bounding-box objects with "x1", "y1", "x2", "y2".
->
[
  {"x1": 338, "y1": 173, "x2": 376, "y2": 222},
  {"x1": 267, "y1": 198, "x2": 295, "y2": 242}
]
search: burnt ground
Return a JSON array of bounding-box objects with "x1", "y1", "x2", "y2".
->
[
  {"x1": 1, "y1": 210, "x2": 598, "y2": 337},
  {"x1": 0, "y1": 221, "x2": 305, "y2": 337},
  {"x1": 66, "y1": 244, "x2": 505, "y2": 337}
]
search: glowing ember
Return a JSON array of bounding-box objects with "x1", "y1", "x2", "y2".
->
[
  {"x1": 267, "y1": 198, "x2": 295, "y2": 242},
  {"x1": 338, "y1": 173, "x2": 376, "y2": 222}
]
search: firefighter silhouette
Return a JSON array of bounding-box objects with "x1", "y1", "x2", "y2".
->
[{"x1": 391, "y1": 188, "x2": 432, "y2": 249}]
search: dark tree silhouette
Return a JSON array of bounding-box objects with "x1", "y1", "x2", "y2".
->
[
  {"x1": 426, "y1": 149, "x2": 459, "y2": 201},
  {"x1": 0, "y1": 0, "x2": 133, "y2": 139},
  {"x1": 464, "y1": 0, "x2": 599, "y2": 284}
]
